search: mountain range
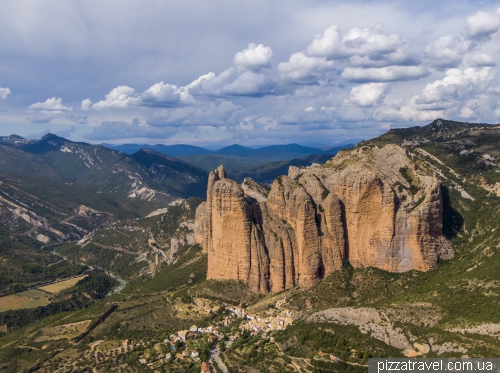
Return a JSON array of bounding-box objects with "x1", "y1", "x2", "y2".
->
[
  {"x1": 0, "y1": 134, "x2": 350, "y2": 246},
  {"x1": 104, "y1": 142, "x2": 350, "y2": 161},
  {"x1": 2, "y1": 120, "x2": 500, "y2": 372},
  {"x1": 0, "y1": 133, "x2": 208, "y2": 244}
]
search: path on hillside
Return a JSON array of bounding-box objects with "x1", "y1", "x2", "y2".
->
[
  {"x1": 92, "y1": 242, "x2": 136, "y2": 255},
  {"x1": 209, "y1": 346, "x2": 228, "y2": 373},
  {"x1": 23, "y1": 225, "x2": 38, "y2": 235},
  {"x1": 60, "y1": 214, "x2": 79, "y2": 224},
  {"x1": 179, "y1": 254, "x2": 203, "y2": 269}
]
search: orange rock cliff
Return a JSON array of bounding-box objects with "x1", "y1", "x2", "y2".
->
[{"x1": 195, "y1": 145, "x2": 453, "y2": 292}]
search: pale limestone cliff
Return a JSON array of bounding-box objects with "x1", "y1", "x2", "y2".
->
[
  {"x1": 195, "y1": 144, "x2": 453, "y2": 292},
  {"x1": 241, "y1": 178, "x2": 269, "y2": 202}
]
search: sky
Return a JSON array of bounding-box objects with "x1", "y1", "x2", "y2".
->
[{"x1": 1, "y1": 0, "x2": 500, "y2": 147}]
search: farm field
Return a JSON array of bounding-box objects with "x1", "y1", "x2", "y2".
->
[
  {"x1": 39, "y1": 275, "x2": 88, "y2": 294},
  {"x1": 0, "y1": 290, "x2": 50, "y2": 312},
  {"x1": 34, "y1": 320, "x2": 92, "y2": 342}
]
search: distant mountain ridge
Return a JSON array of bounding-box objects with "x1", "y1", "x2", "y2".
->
[
  {"x1": 103, "y1": 143, "x2": 211, "y2": 156},
  {"x1": 231, "y1": 148, "x2": 353, "y2": 184},
  {"x1": 0, "y1": 133, "x2": 208, "y2": 203},
  {"x1": 103, "y1": 142, "x2": 351, "y2": 161},
  {"x1": 0, "y1": 133, "x2": 209, "y2": 244}
]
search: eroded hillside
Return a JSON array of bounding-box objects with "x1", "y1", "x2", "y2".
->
[{"x1": 57, "y1": 198, "x2": 203, "y2": 281}]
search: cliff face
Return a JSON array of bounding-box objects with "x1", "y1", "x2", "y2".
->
[{"x1": 195, "y1": 144, "x2": 453, "y2": 292}]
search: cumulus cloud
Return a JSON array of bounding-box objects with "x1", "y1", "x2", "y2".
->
[
  {"x1": 0, "y1": 87, "x2": 11, "y2": 100},
  {"x1": 465, "y1": 8, "x2": 500, "y2": 41},
  {"x1": 137, "y1": 82, "x2": 191, "y2": 107},
  {"x1": 425, "y1": 35, "x2": 471, "y2": 69},
  {"x1": 305, "y1": 25, "x2": 342, "y2": 58},
  {"x1": 8, "y1": 5, "x2": 500, "y2": 144},
  {"x1": 416, "y1": 67, "x2": 495, "y2": 105},
  {"x1": 346, "y1": 83, "x2": 389, "y2": 107},
  {"x1": 338, "y1": 25, "x2": 403, "y2": 56},
  {"x1": 28, "y1": 97, "x2": 72, "y2": 112},
  {"x1": 278, "y1": 52, "x2": 334, "y2": 83},
  {"x1": 87, "y1": 53, "x2": 276, "y2": 110},
  {"x1": 90, "y1": 86, "x2": 136, "y2": 110},
  {"x1": 234, "y1": 43, "x2": 272, "y2": 70},
  {"x1": 341, "y1": 66, "x2": 428, "y2": 82},
  {"x1": 87, "y1": 83, "x2": 193, "y2": 110},
  {"x1": 306, "y1": 24, "x2": 416, "y2": 68},
  {"x1": 397, "y1": 67, "x2": 497, "y2": 121},
  {"x1": 468, "y1": 53, "x2": 496, "y2": 67},
  {"x1": 27, "y1": 97, "x2": 73, "y2": 123},
  {"x1": 81, "y1": 98, "x2": 92, "y2": 111},
  {"x1": 186, "y1": 68, "x2": 275, "y2": 97}
]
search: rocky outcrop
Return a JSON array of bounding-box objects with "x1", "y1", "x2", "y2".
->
[
  {"x1": 195, "y1": 144, "x2": 453, "y2": 292},
  {"x1": 308, "y1": 307, "x2": 411, "y2": 351},
  {"x1": 241, "y1": 178, "x2": 269, "y2": 202},
  {"x1": 308, "y1": 306, "x2": 447, "y2": 357}
]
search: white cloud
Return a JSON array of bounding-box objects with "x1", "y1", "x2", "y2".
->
[
  {"x1": 278, "y1": 52, "x2": 334, "y2": 82},
  {"x1": 305, "y1": 25, "x2": 342, "y2": 58},
  {"x1": 373, "y1": 106, "x2": 406, "y2": 121},
  {"x1": 88, "y1": 82, "x2": 194, "y2": 111},
  {"x1": 137, "y1": 82, "x2": 191, "y2": 107},
  {"x1": 396, "y1": 67, "x2": 497, "y2": 121},
  {"x1": 305, "y1": 24, "x2": 415, "y2": 68},
  {"x1": 341, "y1": 66, "x2": 428, "y2": 82},
  {"x1": 6, "y1": 3, "x2": 500, "y2": 145},
  {"x1": 339, "y1": 25, "x2": 405, "y2": 57},
  {"x1": 468, "y1": 53, "x2": 496, "y2": 67},
  {"x1": 28, "y1": 97, "x2": 72, "y2": 112},
  {"x1": 187, "y1": 68, "x2": 274, "y2": 97},
  {"x1": 425, "y1": 35, "x2": 470, "y2": 69},
  {"x1": 465, "y1": 8, "x2": 500, "y2": 40},
  {"x1": 0, "y1": 87, "x2": 11, "y2": 99},
  {"x1": 346, "y1": 83, "x2": 389, "y2": 107},
  {"x1": 87, "y1": 67, "x2": 275, "y2": 113},
  {"x1": 219, "y1": 71, "x2": 274, "y2": 96},
  {"x1": 417, "y1": 67, "x2": 495, "y2": 104},
  {"x1": 183, "y1": 72, "x2": 217, "y2": 91},
  {"x1": 234, "y1": 43, "x2": 272, "y2": 70},
  {"x1": 27, "y1": 97, "x2": 73, "y2": 124},
  {"x1": 91, "y1": 86, "x2": 136, "y2": 110},
  {"x1": 459, "y1": 104, "x2": 475, "y2": 119},
  {"x1": 81, "y1": 98, "x2": 92, "y2": 111}
]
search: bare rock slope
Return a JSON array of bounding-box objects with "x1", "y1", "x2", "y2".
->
[{"x1": 195, "y1": 144, "x2": 453, "y2": 292}]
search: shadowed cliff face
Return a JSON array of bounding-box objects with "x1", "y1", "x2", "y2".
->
[{"x1": 195, "y1": 145, "x2": 453, "y2": 292}]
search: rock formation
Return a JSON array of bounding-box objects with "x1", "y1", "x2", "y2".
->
[{"x1": 195, "y1": 144, "x2": 453, "y2": 292}]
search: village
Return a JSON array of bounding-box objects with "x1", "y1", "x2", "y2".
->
[
  {"x1": 71, "y1": 296, "x2": 349, "y2": 373},
  {"x1": 132, "y1": 299, "x2": 298, "y2": 372}
]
